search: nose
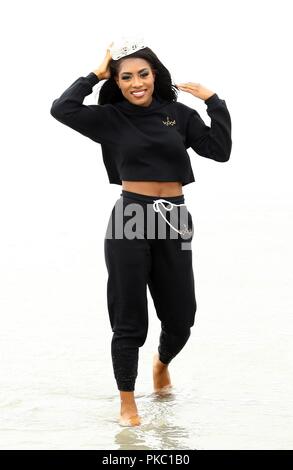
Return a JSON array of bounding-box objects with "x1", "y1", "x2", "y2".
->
[{"x1": 131, "y1": 75, "x2": 144, "y2": 87}]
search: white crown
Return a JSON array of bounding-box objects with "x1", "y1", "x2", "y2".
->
[{"x1": 110, "y1": 36, "x2": 146, "y2": 60}]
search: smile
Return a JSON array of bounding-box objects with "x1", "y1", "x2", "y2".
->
[{"x1": 131, "y1": 90, "x2": 147, "y2": 98}]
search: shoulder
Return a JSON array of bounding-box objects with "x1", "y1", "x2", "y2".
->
[
  {"x1": 165, "y1": 101, "x2": 201, "y2": 126},
  {"x1": 87, "y1": 102, "x2": 122, "y2": 115},
  {"x1": 168, "y1": 100, "x2": 199, "y2": 116}
]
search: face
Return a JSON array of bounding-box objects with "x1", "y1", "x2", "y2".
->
[{"x1": 115, "y1": 58, "x2": 156, "y2": 107}]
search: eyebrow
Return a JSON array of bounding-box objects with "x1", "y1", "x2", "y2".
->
[{"x1": 120, "y1": 68, "x2": 149, "y2": 75}]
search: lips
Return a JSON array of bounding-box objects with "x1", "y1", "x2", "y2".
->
[{"x1": 131, "y1": 89, "x2": 147, "y2": 97}]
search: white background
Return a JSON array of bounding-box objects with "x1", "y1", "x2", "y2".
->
[{"x1": 0, "y1": 0, "x2": 292, "y2": 450}]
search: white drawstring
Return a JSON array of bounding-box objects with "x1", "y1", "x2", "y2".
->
[{"x1": 153, "y1": 199, "x2": 188, "y2": 235}]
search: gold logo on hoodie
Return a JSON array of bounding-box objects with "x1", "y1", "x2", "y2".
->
[{"x1": 162, "y1": 116, "x2": 176, "y2": 126}]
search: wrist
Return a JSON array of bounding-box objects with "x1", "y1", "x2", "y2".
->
[
  {"x1": 86, "y1": 72, "x2": 100, "y2": 87},
  {"x1": 204, "y1": 92, "x2": 216, "y2": 101},
  {"x1": 204, "y1": 93, "x2": 217, "y2": 103},
  {"x1": 93, "y1": 70, "x2": 102, "y2": 80}
]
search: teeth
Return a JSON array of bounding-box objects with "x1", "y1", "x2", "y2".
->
[{"x1": 132, "y1": 90, "x2": 145, "y2": 95}]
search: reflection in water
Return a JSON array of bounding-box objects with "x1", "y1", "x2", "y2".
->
[
  {"x1": 114, "y1": 388, "x2": 192, "y2": 450},
  {"x1": 2, "y1": 310, "x2": 293, "y2": 449}
]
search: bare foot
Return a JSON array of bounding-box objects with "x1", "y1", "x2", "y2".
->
[
  {"x1": 119, "y1": 413, "x2": 141, "y2": 427},
  {"x1": 119, "y1": 392, "x2": 141, "y2": 427},
  {"x1": 153, "y1": 353, "x2": 172, "y2": 394}
]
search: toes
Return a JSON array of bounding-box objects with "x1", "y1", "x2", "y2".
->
[{"x1": 119, "y1": 414, "x2": 141, "y2": 427}]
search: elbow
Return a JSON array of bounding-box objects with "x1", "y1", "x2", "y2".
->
[
  {"x1": 50, "y1": 99, "x2": 62, "y2": 119},
  {"x1": 215, "y1": 139, "x2": 232, "y2": 162},
  {"x1": 50, "y1": 98, "x2": 69, "y2": 121},
  {"x1": 217, "y1": 152, "x2": 231, "y2": 162}
]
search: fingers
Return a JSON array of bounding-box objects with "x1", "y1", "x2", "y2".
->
[
  {"x1": 176, "y1": 82, "x2": 201, "y2": 88},
  {"x1": 176, "y1": 85, "x2": 193, "y2": 93},
  {"x1": 107, "y1": 41, "x2": 114, "y2": 55}
]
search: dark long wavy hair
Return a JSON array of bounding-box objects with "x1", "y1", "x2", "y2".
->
[{"x1": 97, "y1": 47, "x2": 179, "y2": 105}]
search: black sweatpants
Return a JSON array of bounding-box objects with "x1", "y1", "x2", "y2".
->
[{"x1": 104, "y1": 190, "x2": 197, "y2": 392}]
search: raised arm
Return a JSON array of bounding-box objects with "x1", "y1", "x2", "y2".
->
[
  {"x1": 185, "y1": 93, "x2": 232, "y2": 162},
  {"x1": 50, "y1": 43, "x2": 115, "y2": 144},
  {"x1": 176, "y1": 82, "x2": 232, "y2": 162}
]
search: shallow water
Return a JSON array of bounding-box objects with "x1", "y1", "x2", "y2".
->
[
  {"x1": 1, "y1": 195, "x2": 293, "y2": 449},
  {"x1": 1, "y1": 297, "x2": 293, "y2": 450}
]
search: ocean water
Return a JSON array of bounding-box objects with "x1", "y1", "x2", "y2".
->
[
  {"x1": 1, "y1": 195, "x2": 293, "y2": 450},
  {"x1": 1, "y1": 285, "x2": 293, "y2": 450}
]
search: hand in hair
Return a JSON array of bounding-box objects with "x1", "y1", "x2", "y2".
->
[
  {"x1": 93, "y1": 42, "x2": 114, "y2": 81},
  {"x1": 175, "y1": 82, "x2": 215, "y2": 101}
]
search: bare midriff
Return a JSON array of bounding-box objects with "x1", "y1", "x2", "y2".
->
[{"x1": 121, "y1": 181, "x2": 183, "y2": 197}]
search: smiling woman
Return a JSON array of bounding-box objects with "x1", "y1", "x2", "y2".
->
[
  {"x1": 114, "y1": 60, "x2": 156, "y2": 107},
  {"x1": 50, "y1": 37, "x2": 232, "y2": 428}
]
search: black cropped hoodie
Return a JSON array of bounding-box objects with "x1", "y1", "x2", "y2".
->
[{"x1": 50, "y1": 72, "x2": 232, "y2": 186}]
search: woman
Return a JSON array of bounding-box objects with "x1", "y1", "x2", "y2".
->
[{"x1": 50, "y1": 38, "x2": 232, "y2": 427}]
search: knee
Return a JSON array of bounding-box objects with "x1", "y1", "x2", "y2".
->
[
  {"x1": 112, "y1": 323, "x2": 148, "y2": 348},
  {"x1": 161, "y1": 325, "x2": 191, "y2": 344},
  {"x1": 178, "y1": 327, "x2": 191, "y2": 344},
  {"x1": 189, "y1": 300, "x2": 197, "y2": 328},
  {"x1": 135, "y1": 327, "x2": 148, "y2": 347}
]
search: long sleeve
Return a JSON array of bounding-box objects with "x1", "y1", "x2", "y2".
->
[
  {"x1": 50, "y1": 72, "x2": 115, "y2": 144},
  {"x1": 185, "y1": 93, "x2": 232, "y2": 162}
]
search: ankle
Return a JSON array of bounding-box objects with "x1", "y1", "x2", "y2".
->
[
  {"x1": 120, "y1": 400, "x2": 138, "y2": 417},
  {"x1": 120, "y1": 391, "x2": 135, "y2": 402},
  {"x1": 120, "y1": 391, "x2": 137, "y2": 409},
  {"x1": 154, "y1": 356, "x2": 169, "y2": 369}
]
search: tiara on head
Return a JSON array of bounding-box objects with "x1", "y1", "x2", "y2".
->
[{"x1": 109, "y1": 36, "x2": 146, "y2": 60}]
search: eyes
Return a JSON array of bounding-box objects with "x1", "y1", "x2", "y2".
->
[{"x1": 121, "y1": 71, "x2": 150, "y2": 81}]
